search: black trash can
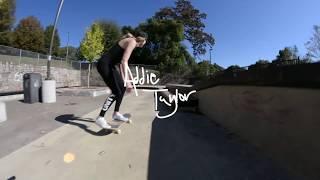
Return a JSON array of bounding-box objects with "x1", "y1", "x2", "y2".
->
[{"x1": 23, "y1": 73, "x2": 42, "y2": 103}]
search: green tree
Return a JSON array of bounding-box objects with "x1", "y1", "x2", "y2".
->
[
  {"x1": 121, "y1": 26, "x2": 136, "y2": 35},
  {"x1": 211, "y1": 63, "x2": 224, "y2": 72},
  {"x1": 0, "y1": 0, "x2": 16, "y2": 45},
  {"x1": 194, "y1": 61, "x2": 223, "y2": 78},
  {"x1": 12, "y1": 16, "x2": 45, "y2": 53},
  {"x1": 256, "y1": 59, "x2": 270, "y2": 64},
  {"x1": 154, "y1": 0, "x2": 215, "y2": 57},
  {"x1": 195, "y1": 61, "x2": 211, "y2": 77},
  {"x1": 305, "y1": 25, "x2": 320, "y2": 59},
  {"x1": 276, "y1": 47, "x2": 297, "y2": 61},
  {"x1": 75, "y1": 47, "x2": 84, "y2": 60},
  {"x1": 0, "y1": 29, "x2": 12, "y2": 45},
  {"x1": 122, "y1": 18, "x2": 204, "y2": 76},
  {"x1": 179, "y1": 44, "x2": 196, "y2": 66},
  {"x1": 136, "y1": 18, "x2": 186, "y2": 74},
  {"x1": 58, "y1": 46, "x2": 78, "y2": 60},
  {"x1": 44, "y1": 25, "x2": 60, "y2": 56},
  {"x1": 226, "y1": 65, "x2": 246, "y2": 72},
  {"x1": 80, "y1": 22, "x2": 104, "y2": 87},
  {"x1": 249, "y1": 59, "x2": 270, "y2": 70},
  {"x1": 96, "y1": 20, "x2": 121, "y2": 53}
]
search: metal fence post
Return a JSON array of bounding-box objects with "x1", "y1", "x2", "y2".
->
[
  {"x1": 37, "y1": 53, "x2": 40, "y2": 66},
  {"x1": 79, "y1": 62, "x2": 82, "y2": 85},
  {"x1": 19, "y1": 49, "x2": 22, "y2": 66}
]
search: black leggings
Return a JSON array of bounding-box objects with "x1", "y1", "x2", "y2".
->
[{"x1": 96, "y1": 60, "x2": 126, "y2": 116}]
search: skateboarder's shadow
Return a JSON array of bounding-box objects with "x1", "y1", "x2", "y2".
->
[{"x1": 55, "y1": 114, "x2": 111, "y2": 136}]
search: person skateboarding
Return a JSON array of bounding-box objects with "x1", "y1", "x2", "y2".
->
[{"x1": 95, "y1": 31, "x2": 147, "y2": 129}]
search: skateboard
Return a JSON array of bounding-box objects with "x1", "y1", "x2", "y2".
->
[{"x1": 104, "y1": 113, "x2": 132, "y2": 134}]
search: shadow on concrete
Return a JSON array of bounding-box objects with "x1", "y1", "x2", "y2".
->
[
  {"x1": 55, "y1": 114, "x2": 111, "y2": 136},
  {"x1": 147, "y1": 102, "x2": 296, "y2": 180},
  {"x1": 7, "y1": 176, "x2": 16, "y2": 180}
]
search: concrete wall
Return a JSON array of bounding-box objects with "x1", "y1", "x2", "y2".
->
[
  {"x1": 198, "y1": 86, "x2": 320, "y2": 179},
  {"x1": 80, "y1": 63, "x2": 105, "y2": 87},
  {"x1": 0, "y1": 60, "x2": 160, "y2": 94},
  {"x1": 80, "y1": 63, "x2": 160, "y2": 87},
  {"x1": 0, "y1": 61, "x2": 81, "y2": 93}
]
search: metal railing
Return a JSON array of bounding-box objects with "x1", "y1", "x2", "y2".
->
[{"x1": 0, "y1": 45, "x2": 80, "y2": 70}]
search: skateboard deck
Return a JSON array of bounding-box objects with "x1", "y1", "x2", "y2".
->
[{"x1": 104, "y1": 113, "x2": 132, "y2": 134}]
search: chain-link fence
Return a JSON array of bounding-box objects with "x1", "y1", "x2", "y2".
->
[{"x1": 0, "y1": 45, "x2": 81, "y2": 70}]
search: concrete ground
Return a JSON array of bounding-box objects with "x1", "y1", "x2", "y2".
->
[
  {"x1": 0, "y1": 92, "x2": 107, "y2": 158},
  {"x1": 0, "y1": 90, "x2": 298, "y2": 180}
]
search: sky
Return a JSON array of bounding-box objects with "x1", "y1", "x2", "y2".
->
[{"x1": 15, "y1": 0, "x2": 320, "y2": 68}]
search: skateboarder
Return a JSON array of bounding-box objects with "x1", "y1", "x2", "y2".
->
[{"x1": 95, "y1": 31, "x2": 147, "y2": 129}]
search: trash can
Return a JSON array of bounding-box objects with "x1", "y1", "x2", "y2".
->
[{"x1": 23, "y1": 73, "x2": 42, "y2": 103}]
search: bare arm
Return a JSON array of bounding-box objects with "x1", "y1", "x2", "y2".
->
[{"x1": 119, "y1": 39, "x2": 136, "y2": 87}]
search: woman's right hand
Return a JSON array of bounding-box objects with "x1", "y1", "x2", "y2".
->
[{"x1": 126, "y1": 82, "x2": 133, "y2": 93}]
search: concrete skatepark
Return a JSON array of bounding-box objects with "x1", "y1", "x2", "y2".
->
[{"x1": 0, "y1": 87, "x2": 304, "y2": 180}]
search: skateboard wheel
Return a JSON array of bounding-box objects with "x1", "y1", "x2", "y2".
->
[
  {"x1": 116, "y1": 129, "x2": 121, "y2": 134},
  {"x1": 128, "y1": 119, "x2": 132, "y2": 124}
]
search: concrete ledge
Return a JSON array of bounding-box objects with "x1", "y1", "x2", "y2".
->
[
  {"x1": 0, "y1": 94, "x2": 24, "y2": 102},
  {"x1": 166, "y1": 83, "x2": 193, "y2": 88},
  {"x1": 166, "y1": 83, "x2": 195, "y2": 95},
  {"x1": 56, "y1": 87, "x2": 111, "y2": 97},
  {"x1": 136, "y1": 85, "x2": 166, "y2": 89},
  {"x1": 0, "y1": 102, "x2": 7, "y2": 122}
]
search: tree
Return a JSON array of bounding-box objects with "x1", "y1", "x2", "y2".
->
[
  {"x1": 96, "y1": 20, "x2": 121, "y2": 53},
  {"x1": 44, "y1": 25, "x2": 60, "y2": 56},
  {"x1": 121, "y1": 26, "x2": 136, "y2": 35},
  {"x1": 226, "y1": 65, "x2": 246, "y2": 72},
  {"x1": 194, "y1": 61, "x2": 223, "y2": 78},
  {"x1": 305, "y1": 25, "x2": 320, "y2": 60},
  {"x1": 291, "y1": 45, "x2": 299, "y2": 59},
  {"x1": 122, "y1": 18, "x2": 204, "y2": 76},
  {"x1": 212, "y1": 63, "x2": 224, "y2": 72},
  {"x1": 194, "y1": 61, "x2": 209, "y2": 78},
  {"x1": 256, "y1": 59, "x2": 270, "y2": 64},
  {"x1": 12, "y1": 16, "x2": 45, "y2": 53},
  {"x1": 249, "y1": 59, "x2": 270, "y2": 70},
  {"x1": 301, "y1": 52, "x2": 313, "y2": 63},
  {"x1": 58, "y1": 46, "x2": 78, "y2": 60},
  {"x1": 0, "y1": 0, "x2": 16, "y2": 45},
  {"x1": 80, "y1": 22, "x2": 104, "y2": 88},
  {"x1": 136, "y1": 18, "x2": 186, "y2": 74},
  {"x1": 179, "y1": 44, "x2": 196, "y2": 66},
  {"x1": 276, "y1": 47, "x2": 296, "y2": 61},
  {"x1": 75, "y1": 47, "x2": 84, "y2": 60},
  {"x1": 154, "y1": 0, "x2": 215, "y2": 57},
  {"x1": 0, "y1": 29, "x2": 13, "y2": 46}
]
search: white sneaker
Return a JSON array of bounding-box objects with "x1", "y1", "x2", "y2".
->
[
  {"x1": 95, "y1": 116, "x2": 111, "y2": 129},
  {"x1": 113, "y1": 113, "x2": 129, "y2": 122}
]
